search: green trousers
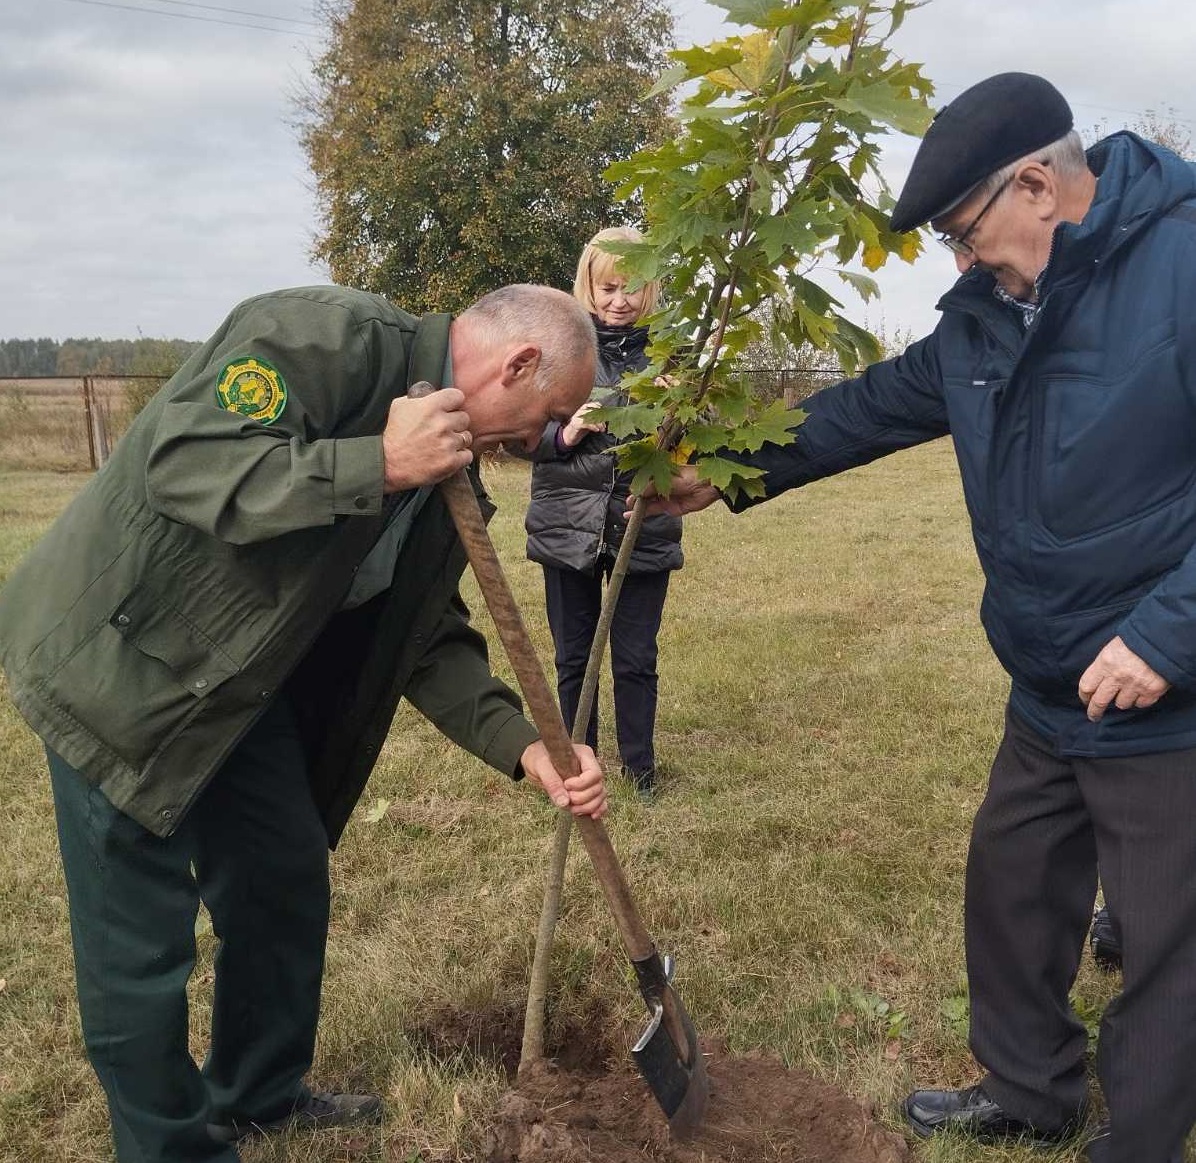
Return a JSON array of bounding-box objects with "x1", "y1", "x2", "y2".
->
[{"x1": 49, "y1": 697, "x2": 331, "y2": 1162}]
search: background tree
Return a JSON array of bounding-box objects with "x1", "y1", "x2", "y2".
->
[
  {"x1": 302, "y1": 0, "x2": 676, "y2": 312},
  {"x1": 0, "y1": 338, "x2": 59, "y2": 377}
]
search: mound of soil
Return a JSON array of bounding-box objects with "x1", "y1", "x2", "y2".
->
[{"x1": 481, "y1": 1041, "x2": 911, "y2": 1163}]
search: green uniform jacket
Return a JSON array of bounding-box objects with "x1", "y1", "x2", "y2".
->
[{"x1": 0, "y1": 286, "x2": 539, "y2": 844}]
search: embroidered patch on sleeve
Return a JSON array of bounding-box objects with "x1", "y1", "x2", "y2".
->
[{"x1": 215, "y1": 357, "x2": 288, "y2": 424}]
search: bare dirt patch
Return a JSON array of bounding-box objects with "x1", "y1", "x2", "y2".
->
[
  {"x1": 482, "y1": 1042, "x2": 910, "y2": 1163},
  {"x1": 416, "y1": 1004, "x2": 909, "y2": 1163},
  {"x1": 410, "y1": 996, "x2": 623, "y2": 1082}
]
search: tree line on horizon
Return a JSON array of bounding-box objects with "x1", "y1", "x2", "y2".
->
[{"x1": 0, "y1": 337, "x2": 199, "y2": 380}]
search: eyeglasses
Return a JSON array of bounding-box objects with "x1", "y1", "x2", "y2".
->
[{"x1": 935, "y1": 175, "x2": 1014, "y2": 256}]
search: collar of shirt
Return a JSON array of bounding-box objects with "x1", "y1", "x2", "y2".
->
[
  {"x1": 993, "y1": 278, "x2": 1043, "y2": 328},
  {"x1": 995, "y1": 282, "x2": 1042, "y2": 330}
]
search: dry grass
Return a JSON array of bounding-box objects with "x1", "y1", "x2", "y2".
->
[
  {"x1": 0, "y1": 443, "x2": 1131, "y2": 1162},
  {"x1": 0, "y1": 380, "x2": 146, "y2": 472}
]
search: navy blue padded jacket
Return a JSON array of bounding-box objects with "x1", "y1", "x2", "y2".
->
[{"x1": 736, "y1": 133, "x2": 1196, "y2": 756}]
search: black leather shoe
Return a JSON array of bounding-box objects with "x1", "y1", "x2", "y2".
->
[
  {"x1": 904, "y1": 1084, "x2": 1084, "y2": 1148},
  {"x1": 208, "y1": 1090, "x2": 383, "y2": 1143}
]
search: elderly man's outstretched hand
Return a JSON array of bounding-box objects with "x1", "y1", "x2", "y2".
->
[
  {"x1": 626, "y1": 464, "x2": 722, "y2": 519},
  {"x1": 1078, "y1": 635, "x2": 1171, "y2": 722},
  {"x1": 519, "y1": 741, "x2": 608, "y2": 819}
]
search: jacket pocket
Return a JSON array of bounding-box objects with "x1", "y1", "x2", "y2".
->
[
  {"x1": 1043, "y1": 598, "x2": 1139, "y2": 689},
  {"x1": 40, "y1": 585, "x2": 240, "y2": 767},
  {"x1": 1036, "y1": 340, "x2": 1196, "y2": 542},
  {"x1": 110, "y1": 587, "x2": 240, "y2": 696}
]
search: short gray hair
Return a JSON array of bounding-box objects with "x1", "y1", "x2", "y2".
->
[
  {"x1": 974, "y1": 129, "x2": 1090, "y2": 199},
  {"x1": 458, "y1": 284, "x2": 597, "y2": 394}
]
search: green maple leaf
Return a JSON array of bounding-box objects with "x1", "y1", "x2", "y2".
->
[
  {"x1": 590, "y1": 401, "x2": 662, "y2": 438},
  {"x1": 671, "y1": 44, "x2": 742, "y2": 74},
  {"x1": 695, "y1": 455, "x2": 766, "y2": 491},
  {"x1": 725, "y1": 400, "x2": 805, "y2": 452},
  {"x1": 831, "y1": 81, "x2": 934, "y2": 136},
  {"x1": 627, "y1": 446, "x2": 679, "y2": 499}
]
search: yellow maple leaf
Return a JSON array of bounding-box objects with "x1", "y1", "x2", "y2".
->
[
  {"x1": 670, "y1": 438, "x2": 696, "y2": 464},
  {"x1": 707, "y1": 31, "x2": 775, "y2": 91},
  {"x1": 861, "y1": 244, "x2": 888, "y2": 271}
]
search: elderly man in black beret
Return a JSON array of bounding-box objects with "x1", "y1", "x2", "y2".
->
[{"x1": 639, "y1": 72, "x2": 1196, "y2": 1163}]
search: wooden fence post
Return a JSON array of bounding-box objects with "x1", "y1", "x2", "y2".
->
[
  {"x1": 81, "y1": 376, "x2": 111, "y2": 469},
  {"x1": 782, "y1": 368, "x2": 799, "y2": 409},
  {"x1": 81, "y1": 377, "x2": 97, "y2": 470}
]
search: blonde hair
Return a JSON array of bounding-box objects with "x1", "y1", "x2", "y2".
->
[{"x1": 572, "y1": 226, "x2": 660, "y2": 321}]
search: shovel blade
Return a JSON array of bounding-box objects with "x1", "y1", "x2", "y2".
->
[{"x1": 631, "y1": 979, "x2": 709, "y2": 1140}]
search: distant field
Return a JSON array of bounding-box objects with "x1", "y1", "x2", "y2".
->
[{"x1": 0, "y1": 377, "x2": 160, "y2": 472}]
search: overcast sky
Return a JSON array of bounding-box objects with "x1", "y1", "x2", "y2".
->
[{"x1": 5, "y1": 0, "x2": 1196, "y2": 342}]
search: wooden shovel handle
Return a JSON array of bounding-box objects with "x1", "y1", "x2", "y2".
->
[{"x1": 433, "y1": 466, "x2": 656, "y2": 961}]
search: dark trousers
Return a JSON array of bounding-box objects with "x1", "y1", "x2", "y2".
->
[
  {"x1": 542, "y1": 563, "x2": 670, "y2": 773},
  {"x1": 966, "y1": 708, "x2": 1196, "y2": 1163},
  {"x1": 49, "y1": 697, "x2": 331, "y2": 1163}
]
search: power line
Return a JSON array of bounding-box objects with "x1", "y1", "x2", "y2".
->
[
  {"x1": 53, "y1": 2, "x2": 1196, "y2": 128},
  {"x1": 1071, "y1": 100, "x2": 1196, "y2": 131},
  {"x1": 61, "y1": 0, "x2": 324, "y2": 38},
  {"x1": 137, "y1": 0, "x2": 322, "y2": 29}
]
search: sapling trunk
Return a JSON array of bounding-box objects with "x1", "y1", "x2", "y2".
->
[{"x1": 518, "y1": 498, "x2": 649, "y2": 1072}]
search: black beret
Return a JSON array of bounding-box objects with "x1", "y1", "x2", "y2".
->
[{"x1": 889, "y1": 72, "x2": 1074, "y2": 234}]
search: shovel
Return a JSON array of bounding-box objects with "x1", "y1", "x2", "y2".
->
[{"x1": 410, "y1": 383, "x2": 708, "y2": 1138}]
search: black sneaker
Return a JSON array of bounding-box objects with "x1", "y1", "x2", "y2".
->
[
  {"x1": 1090, "y1": 906, "x2": 1123, "y2": 972},
  {"x1": 208, "y1": 1089, "x2": 383, "y2": 1143}
]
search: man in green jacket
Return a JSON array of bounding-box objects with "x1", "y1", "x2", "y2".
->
[{"x1": 0, "y1": 283, "x2": 608, "y2": 1163}]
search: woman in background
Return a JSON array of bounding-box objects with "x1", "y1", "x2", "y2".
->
[{"x1": 525, "y1": 226, "x2": 681, "y2": 797}]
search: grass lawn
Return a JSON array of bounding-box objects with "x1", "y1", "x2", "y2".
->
[{"x1": 0, "y1": 444, "x2": 1123, "y2": 1162}]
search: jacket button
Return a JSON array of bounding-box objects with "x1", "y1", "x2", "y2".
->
[
  {"x1": 353, "y1": 495, "x2": 369, "y2": 510},
  {"x1": 116, "y1": 614, "x2": 131, "y2": 626},
  {"x1": 161, "y1": 808, "x2": 173, "y2": 821},
  {"x1": 194, "y1": 678, "x2": 209, "y2": 691},
  {"x1": 259, "y1": 689, "x2": 272, "y2": 701}
]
